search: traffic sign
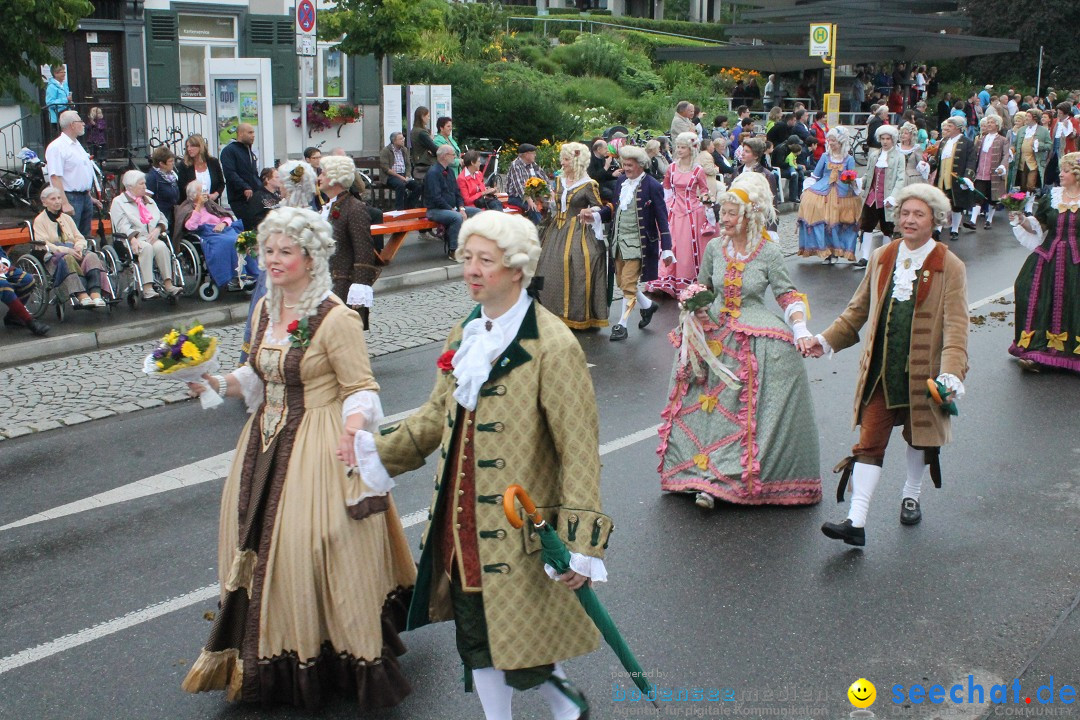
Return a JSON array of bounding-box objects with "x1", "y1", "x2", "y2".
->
[
  {"x1": 296, "y1": 0, "x2": 317, "y2": 57},
  {"x1": 809, "y1": 23, "x2": 831, "y2": 57}
]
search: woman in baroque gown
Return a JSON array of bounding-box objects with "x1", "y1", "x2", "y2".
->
[
  {"x1": 797, "y1": 127, "x2": 862, "y2": 263},
  {"x1": 534, "y1": 141, "x2": 609, "y2": 329},
  {"x1": 646, "y1": 131, "x2": 718, "y2": 296},
  {"x1": 658, "y1": 172, "x2": 822, "y2": 509},
  {"x1": 1007, "y1": 151, "x2": 1080, "y2": 373},
  {"x1": 182, "y1": 207, "x2": 417, "y2": 710}
]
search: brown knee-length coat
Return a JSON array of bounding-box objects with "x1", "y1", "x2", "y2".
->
[
  {"x1": 821, "y1": 239, "x2": 969, "y2": 447},
  {"x1": 328, "y1": 192, "x2": 381, "y2": 298}
]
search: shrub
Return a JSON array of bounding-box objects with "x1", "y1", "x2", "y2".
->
[
  {"x1": 550, "y1": 34, "x2": 627, "y2": 80},
  {"x1": 619, "y1": 64, "x2": 663, "y2": 95},
  {"x1": 561, "y1": 75, "x2": 627, "y2": 107},
  {"x1": 558, "y1": 29, "x2": 580, "y2": 45},
  {"x1": 658, "y1": 61, "x2": 710, "y2": 92}
]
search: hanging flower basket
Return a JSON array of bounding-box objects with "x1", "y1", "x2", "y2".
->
[{"x1": 293, "y1": 100, "x2": 364, "y2": 137}]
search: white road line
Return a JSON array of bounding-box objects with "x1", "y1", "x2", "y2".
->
[
  {"x1": 969, "y1": 287, "x2": 1014, "y2": 312},
  {"x1": 1, "y1": 406, "x2": 423, "y2": 534},
  {"x1": 0, "y1": 423, "x2": 659, "y2": 675}
]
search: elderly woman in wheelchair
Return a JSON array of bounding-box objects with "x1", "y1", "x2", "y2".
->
[
  {"x1": 110, "y1": 170, "x2": 181, "y2": 300},
  {"x1": 33, "y1": 186, "x2": 109, "y2": 307},
  {"x1": 175, "y1": 180, "x2": 259, "y2": 298}
]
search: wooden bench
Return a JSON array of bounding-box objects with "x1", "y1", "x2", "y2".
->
[
  {"x1": 371, "y1": 196, "x2": 518, "y2": 264},
  {"x1": 0, "y1": 218, "x2": 113, "y2": 251},
  {"x1": 354, "y1": 156, "x2": 395, "y2": 210}
]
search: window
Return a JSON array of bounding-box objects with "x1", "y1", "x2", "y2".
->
[
  {"x1": 178, "y1": 14, "x2": 238, "y2": 99},
  {"x1": 302, "y1": 44, "x2": 348, "y2": 100}
]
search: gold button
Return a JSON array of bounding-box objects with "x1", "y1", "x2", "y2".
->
[
  {"x1": 466, "y1": 419, "x2": 473, "y2": 426},
  {"x1": 455, "y1": 523, "x2": 462, "y2": 529},
  {"x1": 464, "y1": 437, "x2": 470, "y2": 444},
  {"x1": 459, "y1": 472, "x2": 465, "y2": 479},
  {"x1": 458, "y1": 489, "x2": 465, "y2": 496},
  {"x1": 457, "y1": 506, "x2": 463, "y2": 513}
]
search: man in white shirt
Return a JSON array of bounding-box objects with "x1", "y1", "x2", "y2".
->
[{"x1": 45, "y1": 110, "x2": 100, "y2": 239}]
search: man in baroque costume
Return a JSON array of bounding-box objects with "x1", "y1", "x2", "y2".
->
[
  {"x1": 804, "y1": 184, "x2": 969, "y2": 546},
  {"x1": 354, "y1": 210, "x2": 612, "y2": 719},
  {"x1": 581, "y1": 145, "x2": 675, "y2": 341}
]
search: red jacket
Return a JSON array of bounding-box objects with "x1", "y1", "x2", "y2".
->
[
  {"x1": 457, "y1": 169, "x2": 488, "y2": 207},
  {"x1": 812, "y1": 122, "x2": 829, "y2": 161},
  {"x1": 887, "y1": 90, "x2": 904, "y2": 115},
  {"x1": 1049, "y1": 115, "x2": 1080, "y2": 155}
]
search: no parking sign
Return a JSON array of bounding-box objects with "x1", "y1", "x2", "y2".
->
[{"x1": 296, "y1": 0, "x2": 317, "y2": 57}]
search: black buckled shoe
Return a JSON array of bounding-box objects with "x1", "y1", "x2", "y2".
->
[
  {"x1": 962, "y1": 220, "x2": 976, "y2": 230},
  {"x1": 638, "y1": 302, "x2": 659, "y2": 329},
  {"x1": 900, "y1": 498, "x2": 922, "y2": 525},
  {"x1": 821, "y1": 519, "x2": 865, "y2": 546},
  {"x1": 949, "y1": 231, "x2": 959, "y2": 242},
  {"x1": 27, "y1": 319, "x2": 51, "y2": 337},
  {"x1": 609, "y1": 324, "x2": 628, "y2": 342}
]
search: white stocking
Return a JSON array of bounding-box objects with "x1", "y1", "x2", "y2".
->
[
  {"x1": 986, "y1": 206, "x2": 997, "y2": 223},
  {"x1": 635, "y1": 289, "x2": 653, "y2": 310},
  {"x1": 539, "y1": 664, "x2": 582, "y2": 720},
  {"x1": 1024, "y1": 195, "x2": 1035, "y2": 214},
  {"x1": 618, "y1": 298, "x2": 631, "y2": 326},
  {"x1": 846, "y1": 462, "x2": 882, "y2": 528},
  {"x1": 950, "y1": 212, "x2": 962, "y2": 233},
  {"x1": 969, "y1": 205, "x2": 980, "y2": 223},
  {"x1": 473, "y1": 668, "x2": 513, "y2": 720},
  {"x1": 903, "y1": 445, "x2": 927, "y2": 501},
  {"x1": 860, "y1": 232, "x2": 876, "y2": 262}
]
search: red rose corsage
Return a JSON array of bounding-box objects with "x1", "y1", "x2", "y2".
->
[
  {"x1": 436, "y1": 350, "x2": 455, "y2": 373},
  {"x1": 331, "y1": 208, "x2": 341, "y2": 220},
  {"x1": 287, "y1": 318, "x2": 312, "y2": 349}
]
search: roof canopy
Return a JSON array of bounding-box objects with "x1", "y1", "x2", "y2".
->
[{"x1": 656, "y1": 0, "x2": 1016, "y2": 73}]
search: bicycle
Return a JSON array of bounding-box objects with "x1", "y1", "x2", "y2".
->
[
  {"x1": 148, "y1": 127, "x2": 185, "y2": 154},
  {"x1": 0, "y1": 148, "x2": 48, "y2": 212},
  {"x1": 848, "y1": 126, "x2": 869, "y2": 166}
]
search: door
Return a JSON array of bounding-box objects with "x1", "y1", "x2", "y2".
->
[{"x1": 64, "y1": 31, "x2": 129, "y2": 159}]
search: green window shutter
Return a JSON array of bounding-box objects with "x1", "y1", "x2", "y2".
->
[
  {"x1": 145, "y1": 10, "x2": 180, "y2": 103},
  {"x1": 246, "y1": 14, "x2": 298, "y2": 105},
  {"x1": 351, "y1": 54, "x2": 379, "y2": 105}
]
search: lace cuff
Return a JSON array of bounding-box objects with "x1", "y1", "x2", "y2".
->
[
  {"x1": 232, "y1": 365, "x2": 264, "y2": 414},
  {"x1": 815, "y1": 333, "x2": 835, "y2": 358},
  {"x1": 783, "y1": 301, "x2": 807, "y2": 326},
  {"x1": 936, "y1": 373, "x2": 966, "y2": 399},
  {"x1": 588, "y1": 210, "x2": 605, "y2": 243},
  {"x1": 342, "y1": 389, "x2": 384, "y2": 432},
  {"x1": 544, "y1": 552, "x2": 609, "y2": 583},
  {"x1": 348, "y1": 429, "x2": 396, "y2": 504},
  {"x1": 1011, "y1": 222, "x2": 1045, "y2": 252},
  {"x1": 345, "y1": 283, "x2": 373, "y2": 308}
]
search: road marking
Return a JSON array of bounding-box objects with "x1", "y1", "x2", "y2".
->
[
  {"x1": 969, "y1": 287, "x2": 1013, "y2": 312},
  {"x1": 0, "y1": 423, "x2": 660, "y2": 674},
  {"x1": 1, "y1": 406, "x2": 422, "y2": 533}
]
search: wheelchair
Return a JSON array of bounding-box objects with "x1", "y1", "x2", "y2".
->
[
  {"x1": 177, "y1": 229, "x2": 258, "y2": 302},
  {"x1": 108, "y1": 230, "x2": 202, "y2": 309},
  {"x1": 14, "y1": 221, "x2": 122, "y2": 322}
]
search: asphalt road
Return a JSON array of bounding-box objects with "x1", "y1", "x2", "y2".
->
[{"x1": 1, "y1": 225, "x2": 1078, "y2": 720}]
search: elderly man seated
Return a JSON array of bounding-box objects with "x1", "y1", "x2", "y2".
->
[
  {"x1": 33, "y1": 185, "x2": 108, "y2": 307},
  {"x1": 110, "y1": 169, "x2": 180, "y2": 300},
  {"x1": 423, "y1": 144, "x2": 481, "y2": 259},
  {"x1": 0, "y1": 248, "x2": 50, "y2": 336},
  {"x1": 175, "y1": 181, "x2": 258, "y2": 292}
]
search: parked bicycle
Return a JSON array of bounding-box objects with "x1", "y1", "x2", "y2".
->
[
  {"x1": 848, "y1": 126, "x2": 869, "y2": 166},
  {"x1": 0, "y1": 148, "x2": 48, "y2": 212}
]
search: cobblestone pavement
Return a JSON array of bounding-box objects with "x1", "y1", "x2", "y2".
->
[
  {"x1": 0, "y1": 211, "x2": 802, "y2": 440},
  {"x1": 0, "y1": 283, "x2": 476, "y2": 440}
]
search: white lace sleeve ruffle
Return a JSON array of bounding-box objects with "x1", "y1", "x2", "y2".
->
[
  {"x1": 345, "y1": 283, "x2": 374, "y2": 308},
  {"x1": 544, "y1": 552, "x2": 609, "y2": 583},
  {"x1": 1011, "y1": 219, "x2": 1045, "y2": 252},
  {"x1": 232, "y1": 365, "x2": 264, "y2": 414},
  {"x1": 815, "y1": 333, "x2": 835, "y2": 358},
  {"x1": 342, "y1": 389, "x2": 384, "y2": 432},
  {"x1": 348, "y1": 429, "x2": 395, "y2": 504},
  {"x1": 589, "y1": 208, "x2": 605, "y2": 243},
  {"x1": 783, "y1": 301, "x2": 807, "y2": 326}
]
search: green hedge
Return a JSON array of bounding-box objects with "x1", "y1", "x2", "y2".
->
[{"x1": 504, "y1": 9, "x2": 728, "y2": 41}]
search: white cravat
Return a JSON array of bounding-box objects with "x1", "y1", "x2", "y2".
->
[
  {"x1": 892, "y1": 239, "x2": 937, "y2": 302},
  {"x1": 321, "y1": 194, "x2": 338, "y2": 221},
  {"x1": 618, "y1": 175, "x2": 643, "y2": 210},
  {"x1": 452, "y1": 289, "x2": 531, "y2": 411},
  {"x1": 981, "y1": 132, "x2": 997, "y2": 153},
  {"x1": 875, "y1": 149, "x2": 889, "y2": 168},
  {"x1": 941, "y1": 136, "x2": 960, "y2": 159},
  {"x1": 1024, "y1": 125, "x2": 1037, "y2": 139}
]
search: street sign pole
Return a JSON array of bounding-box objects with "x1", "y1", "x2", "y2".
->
[
  {"x1": 296, "y1": 0, "x2": 318, "y2": 146},
  {"x1": 810, "y1": 23, "x2": 839, "y2": 126}
]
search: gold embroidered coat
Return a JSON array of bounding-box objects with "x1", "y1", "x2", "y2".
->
[{"x1": 374, "y1": 300, "x2": 613, "y2": 670}]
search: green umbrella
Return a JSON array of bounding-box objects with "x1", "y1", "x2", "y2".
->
[{"x1": 503, "y1": 484, "x2": 660, "y2": 709}]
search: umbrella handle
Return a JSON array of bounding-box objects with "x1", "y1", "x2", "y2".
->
[{"x1": 503, "y1": 484, "x2": 544, "y2": 529}]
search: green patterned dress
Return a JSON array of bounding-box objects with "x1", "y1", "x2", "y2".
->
[{"x1": 658, "y1": 236, "x2": 822, "y2": 505}]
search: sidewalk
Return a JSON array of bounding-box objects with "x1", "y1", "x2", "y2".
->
[
  {"x1": 0, "y1": 281, "x2": 475, "y2": 440},
  {"x1": 0, "y1": 229, "x2": 465, "y2": 368}
]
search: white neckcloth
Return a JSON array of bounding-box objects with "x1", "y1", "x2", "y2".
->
[
  {"x1": 618, "y1": 175, "x2": 643, "y2": 210},
  {"x1": 892, "y1": 239, "x2": 937, "y2": 302},
  {"x1": 452, "y1": 289, "x2": 531, "y2": 411},
  {"x1": 941, "y1": 136, "x2": 960, "y2": 159},
  {"x1": 981, "y1": 132, "x2": 998, "y2": 153}
]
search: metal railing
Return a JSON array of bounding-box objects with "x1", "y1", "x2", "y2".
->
[
  {"x1": 0, "y1": 102, "x2": 208, "y2": 171},
  {"x1": 505, "y1": 16, "x2": 729, "y2": 44}
]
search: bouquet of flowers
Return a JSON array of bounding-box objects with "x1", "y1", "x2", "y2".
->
[
  {"x1": 839, "y1": 169, "x2": 858, "y2": 187},
  {"x1": 675, "y1": 284, "x2": 740, "y2": 388},
  {"x1": 999, "y1": 191, "x2": 1028, "y2": 212},
  {"x1": 142, "y1": 323, "x2": 223, "y2": 409},
  {"x1": 235, "y1": 230, "x2": 258, "y2": 257},
  {"x1": 523, "y1": 176, "x2": 550, "y2": 201}
]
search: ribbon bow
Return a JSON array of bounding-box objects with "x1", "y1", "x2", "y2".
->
[
  {"x1": 290, "y1": 164, "x2": 305, "y2": 183},
  {"x1": 693, "y1": 453, "x2": 710, "y2": 471},
  {"x1": 1018, "y1": 330, "x2": 1034, "y2": 348},
  {"x1": 678, "y1": 309, "x2": 741, "y2": 390},
  {"x1": 1046, "y1": 331, "x2": 1068, "y2": 352},
  {"x1": 698, "y1": 394, "x2": 718, "y2": 413}
]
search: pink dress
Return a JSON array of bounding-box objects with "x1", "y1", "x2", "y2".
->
[{"x1": 646, "y1": 163, "x2": 716, "y2": 296}]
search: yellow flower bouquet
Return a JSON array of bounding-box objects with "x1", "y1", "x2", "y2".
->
[
  {"x1": 142, "y1": 323, "x2": 223, "y2": 408},
  {"x1": 523, "y1": 176, "x2": 550, "y2": 201}
]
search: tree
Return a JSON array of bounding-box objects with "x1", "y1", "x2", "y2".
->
[
  {"x1": 320, "y1": 0, "x2": 444, "y2": 87},
  {"x1": 4, "y1": 0, "x2": 93, "y2": 105},
  {"x1": 959, "y1": 0, "x2": 1080, "y2": 91}
]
